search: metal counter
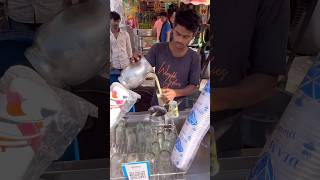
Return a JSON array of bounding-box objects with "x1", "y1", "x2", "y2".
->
[
  {"x1": 40, "y1": 150, "x2": 260, "y2": 180},
  {"x1": 40, "y1": 111, "x2": 261, "y2": 180}
]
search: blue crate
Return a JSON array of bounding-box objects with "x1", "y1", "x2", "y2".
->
[
  {"x1": 59, "y1": 138, "x2": 80, "y2": 161},
  {"x1": 0, "y1": 30, "x2": 34, "y2": 76}
]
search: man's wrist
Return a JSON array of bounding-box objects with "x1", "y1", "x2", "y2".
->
[{"x1": 173, "y1": 89, "x2": 185, "y2": 98}]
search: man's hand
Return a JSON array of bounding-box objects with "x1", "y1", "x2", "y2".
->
[
  {"x1": 160, "y1": 85, "x2": 196, "y2": 103},
  {"x1": 130, "y1": 51, "x2": 142, "y2": 63},
  {"x1": 162, "y1": 88, "x2": 177, "y2": 103}
]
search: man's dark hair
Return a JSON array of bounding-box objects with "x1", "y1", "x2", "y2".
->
[
  {"x1": 110, "y1": 11, "x2": 121, "y2": 21},
  {"x1": 174, "y1": 9, "x2": 201, "y2": 33},
  {"x1": 159, "y1": 12, "x2": 167, "y2": 17}
]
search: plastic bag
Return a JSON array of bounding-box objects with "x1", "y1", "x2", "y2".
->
[
  {"x1": 110, "y1": 82, "x2": 140, "y2": 129},
  {"x1": 0, "y1": 65, "x2": 97, "y2": 180}
]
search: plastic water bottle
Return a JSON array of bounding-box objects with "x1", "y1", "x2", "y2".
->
[
  {"x1": 171, "y1": 81, "x2": 210, "y2": 171},
  {"x1": 248, "y1": 56, "x2": 320, "y2": 180}
]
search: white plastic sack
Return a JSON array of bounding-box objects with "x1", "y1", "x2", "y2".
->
[
  {"x1": 248, "y1": 56, "x2": 320, "y2": 180},
  {"x1": 171, "y1": 81, "x2": 210, "y2": 171},
  {"x1": 110, "y1": 82, "x2": 140, "y2": 129},
  {"x1": 0, "y1": 66, "x2": 97, "y2": 180}
]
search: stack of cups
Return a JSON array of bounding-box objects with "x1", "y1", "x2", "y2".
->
[
  {"x1": 171, "y1": 81, "x2": 210, "y2": 171},
  {"x1": 248, "y1": 56, "x2": 320, "y2": 180}
]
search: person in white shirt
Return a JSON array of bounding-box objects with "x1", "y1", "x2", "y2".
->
[
  {"x1": 2, "y1": 0, "x2": 78, "y2": 32},
  {"x1": 110, "y1": 11, "x2": 133, "y2": 83}
]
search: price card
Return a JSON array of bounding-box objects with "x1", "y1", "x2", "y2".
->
[{"x1": 121, "y1": 161, "x2": 151, "y2": 180}]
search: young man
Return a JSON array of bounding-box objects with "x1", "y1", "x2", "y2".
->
[
  {"x1": 110, "y1": 11, "x2": 132, "y2": 83},
  {"x1": 132, "y1": 9, "x2": 201, "y2": 110},
  {"x1": 159, "y1": 12, "x2": 172, "y2": 42}
]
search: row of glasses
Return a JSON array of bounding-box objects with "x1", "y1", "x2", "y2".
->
[
  {"x1": 150, "y1": 126, "x2": 176, "y2": 179},
  {"x1": 136, "y1": 122, "x2": 146, "y2": 153},
  {"x1": 110, "y1": 120, "x2": 178, "y2": 179},
  {"x1": 115, "y1": 120, "x2": 126, "y2": 153},
  {"x1": 126, "y1": 127, "x2": 136, "y2": 153},
  {"x1": 121, "y1": 124, "x2": 177, "y2": 154},
  {"x1": 162, "y1": 127, "x2": 176, "y2": 179},
  {"x1": 158, "y1": 150, "x2": 174, "y2": 180}
]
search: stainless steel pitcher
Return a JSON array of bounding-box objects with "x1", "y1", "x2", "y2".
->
[
  {"x1": 25, "y1": 0, "x2": 107, "y2": 87},
  {"x1": 118, "y1": 56, "x2": 153, "y2": 89}
]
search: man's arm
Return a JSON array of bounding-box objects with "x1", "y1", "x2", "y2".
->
[
  {"x1": 164, "y1": 23, "x2": 171, "y2": 42},
  {"x1": 126, "y1": 32, "x2": 133, "y2": 58},
  {"x1": 166, "y1": 31, "x2": 171, "y2": 42},
  {"x1": 153, "y1": 23, "x2": 157, "y2": 34},
  {"x1": 174, "y1": 84, "x2": 197, "y2": 97},
  {"x1": 213, "y1": 0, "x2": 290, "y2": 112},
  {"x1": 213, "y1": 73, "x2": 277, "y2": 111},
  {"x1": 162, "y1": 84, "x2": 197, "y2": 102}
]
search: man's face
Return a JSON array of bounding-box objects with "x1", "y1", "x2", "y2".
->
[
  {"x1": 170, "y1": 12, "x2": 175, "y2": 24},
  {"x1": 172, "y1": 24, "x2": 195, "y2": 49},
  {"x1": 111, "y1": 19, "x2": 120, "y2": 30}
]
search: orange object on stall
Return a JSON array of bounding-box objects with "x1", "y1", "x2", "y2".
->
[{"x1": 181, "y1": 0, "x2": 210, "y2": 5}]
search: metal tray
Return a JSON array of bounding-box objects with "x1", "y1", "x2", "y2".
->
[{"x1": 110, "y1": 113, "x2": 186, "y2": 179}]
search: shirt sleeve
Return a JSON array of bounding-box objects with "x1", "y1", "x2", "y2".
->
[
  {"x1": 189, "y1": 52, "x2": 201, "y2": 86},
  {"x1": 125, "y1": 32, "x2": 133, "y2": 58},
  {"x1": 165, "y1": 23, "x2": 172, "y2": 33},
  {"x1": 145, "y1": 43, "x2": 157, "y2": 67},
  {"x1": 249, "y1": 0, "x2": 290, "y2": 76}
]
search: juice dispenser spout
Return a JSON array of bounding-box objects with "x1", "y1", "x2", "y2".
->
[{"x1": 148, "y1": 106, "x2": 167, "y2": 117}]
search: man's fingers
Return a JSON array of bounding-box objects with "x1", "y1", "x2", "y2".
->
[
  {"x1": 130, "y1": 58, "x2": 136, "y2": 63},
  {"x1": 130, "y1": 56, "x2": 139, "y2": 63},
  {"x1": 130, "y1": 55, "x2": 142, "y2": 63},
  {"x1": 132, "y1": 52, "x2": 142, "y2": 59},
  {"x1": 162, "y1": 92, "x2": 170, "y2": 97},
  {"x1": 162, "y1": 89, "x2": 169, "y2": 93},
  {"x1": 164, "y1": 95, "x2": 174, "y2": 102},
  {"x1": 163, "y1": 96, "x2": 170, "y2": 103}
]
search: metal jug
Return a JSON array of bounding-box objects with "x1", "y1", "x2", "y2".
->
[
  {"x1": 118, "y1": 56, "x2": 153, "y2": 89},
  {"x1": 25, "y1": 0, "x2": 107, "y2": 88}
]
